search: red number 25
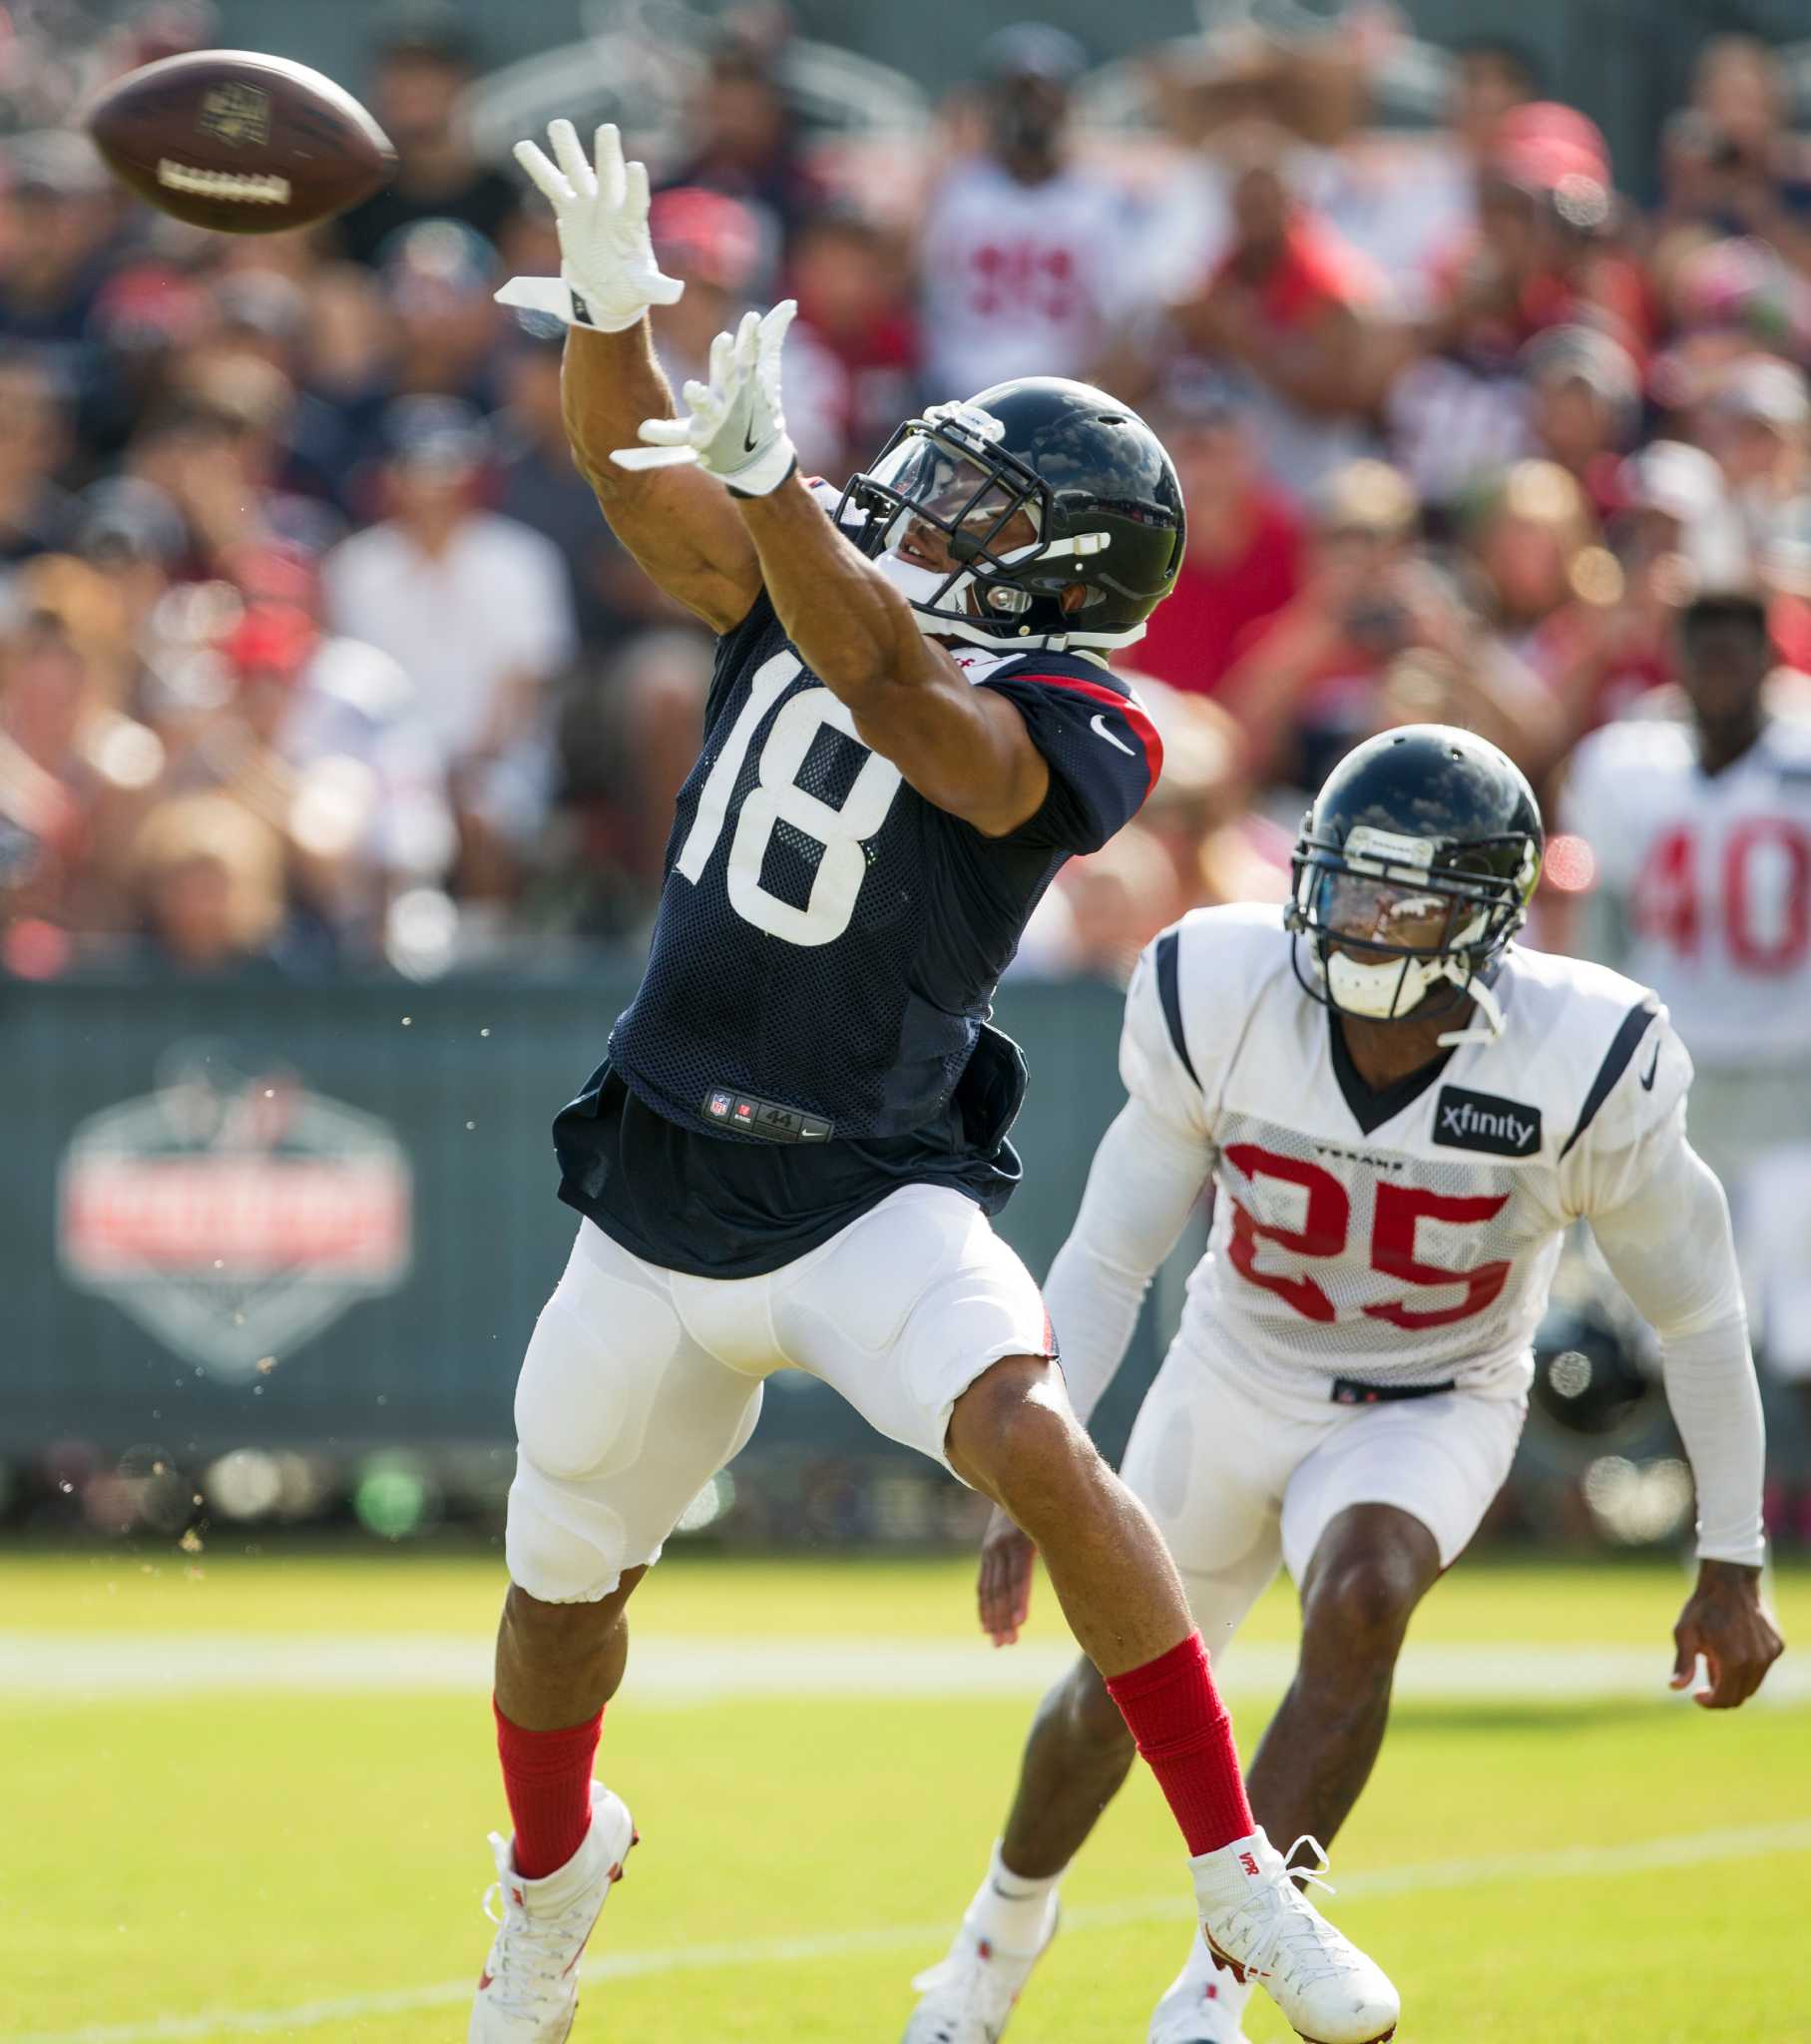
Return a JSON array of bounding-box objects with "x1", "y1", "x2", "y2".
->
[{"x1": 1223, "y1": 1143, "x2": 1510, "y2": 1329}]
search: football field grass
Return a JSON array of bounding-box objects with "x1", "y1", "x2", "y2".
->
[{"x1": 3, "y1": 1548, "x2": 1808, "y2": 2043}]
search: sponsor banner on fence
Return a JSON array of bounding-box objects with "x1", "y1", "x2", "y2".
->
[{"x1": 59, "y1": 1041, "x2": 412, "y2": 1383}]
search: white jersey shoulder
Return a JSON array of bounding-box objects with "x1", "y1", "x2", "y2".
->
[
  {"x1": 1121, "y1": 901, "x2": 1287, "y2": 1134},
  {"x1": 1122, "y1": 911, "x2": 1691, "y2": 1394}
]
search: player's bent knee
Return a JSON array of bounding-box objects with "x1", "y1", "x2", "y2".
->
[
  {"x1": 1306, "y1": 1565, "x2": 1406, "y2": 1645},
  {"x1": 947, "y1": 1353, "x2": 1085, "y2": 1494},
  {"x1": 1301, "y1": 1547, "x2": 1430, "y2": 1649},
  {"x1": 503, "y1": 1573, "x2": 638, "y2": 1645},
  {"x1": 505, "y1": 1461, "x2": 642, "y2": 1606}
]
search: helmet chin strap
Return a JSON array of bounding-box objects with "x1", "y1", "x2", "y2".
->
[
  {"x1": 868, "y1": 522, "x2": 1144, "y2": 652},
  {"x1": 1433, "y1": 962, "x2": 1505, "y2": 1048},
  {"x1": 1321, "y1": 945, "x2": 1507, "y2": 1048}
]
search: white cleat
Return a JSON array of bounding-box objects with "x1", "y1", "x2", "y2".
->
[
  {"x1": 900, "y1": 1892, "x2": 1058, "y2": 2044},
  {"x1": 1191, "y1": 1829, "x2": 1398, "y2": 2044},
  {"x1": 1148, "y1": 1925, "x2": 1254, "y2": 2044},
  {"x1": 469, "y1": 1783, "x2": 637, "y2": 2043}
]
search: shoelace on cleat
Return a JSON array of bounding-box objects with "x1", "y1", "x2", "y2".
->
[
  {"x1": 478, "y1": 1868, "x2": 608, "y2": 2014},
  {"x1": 908, "y1": 1931, "x2": 1031, "y2": 2040},
  {"x1": 1213, "y1": 1836, "x2": 1350, "y2": 1992}
]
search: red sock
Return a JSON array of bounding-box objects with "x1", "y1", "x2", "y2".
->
[
  {"x1": 1105, "y1": 1633, "x2": 1253, "y2": 1856},
  {"x1": 494, "y1": 1698, "x2": 603, "y2": 1879}
]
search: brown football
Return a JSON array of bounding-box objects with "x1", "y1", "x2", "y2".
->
[{"x1": 85, "y1": 49, "x2": 395, "y2": 235}]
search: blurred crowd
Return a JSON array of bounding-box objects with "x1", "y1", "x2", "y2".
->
[{"x1": 5, "y1": 0, "x2": 1811, "y2": 986}]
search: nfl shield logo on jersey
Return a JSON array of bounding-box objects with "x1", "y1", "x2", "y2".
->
[{"x1": 706, "y1": 1091, "x2": 732, "y2": 1120}]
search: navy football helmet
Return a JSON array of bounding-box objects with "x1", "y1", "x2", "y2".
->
[
  {"x1": 1286, "y1": 725, "x2": 1544, "y2": 1042},
  {"x1": 839, "y1": 376, "x2": 1185, "y2": 654}
]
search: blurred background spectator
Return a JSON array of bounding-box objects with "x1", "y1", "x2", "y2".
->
[
  {"x1": 662, "y1": 18, "x2": 825, "y2": 289},
  {"x1": 1157, "y1": 120, "x2": 1389, "y2": 500},
  {"x1": 0, "y1": 0, "x2": 1807, "y2": 1009},
  {"x1": 918, "y1": 23, "x2": 1132, "y2": 398},
  {"x1": 321, "y1": 397, "x2": 573, "y2": 911},
  {"x1": 336, "y1": 3, "x2": 522, "y2": 266},
  {"x1": 1132, "y1": 386, "x2": 1306, "y2": 697},
  {"x1": 0, "y1": 0, "x2": 1802, "y2": 1557}
]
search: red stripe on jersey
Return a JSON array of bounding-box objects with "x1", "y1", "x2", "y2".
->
[{"x1": 1007, "y1": 672, "x2": 1163, "y2": 795}]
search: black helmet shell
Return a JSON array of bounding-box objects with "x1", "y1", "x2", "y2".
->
[
  {"x1": 1287, "y1": 725, "x2": 1545, "y2": 1025},
  {"x1": 839, "y1": 376, "x2": 1185, "y2": 651}
]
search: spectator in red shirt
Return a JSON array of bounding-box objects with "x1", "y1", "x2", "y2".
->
[
  {"x1": 1219, "y1": 457, "x2": 1553, "y2": 790},
  {"x1": 1132, "y1": 388, "x2": 1305, "y2": 696},
  {"x1": 783, "y1": 208, "x2": 920, "y2": 486},
  {"x1": 1162, "y1": 122, "x2": 1389, "y2": 499},
  {"x1": 1424, "y1": 104, "x2": 1649, "y2": 361}
]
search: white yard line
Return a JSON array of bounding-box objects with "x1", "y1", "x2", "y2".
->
[
  {"x1": 18, "y1": 1819, "x2": 1811, "y2": 2044},
  {"x1": 2, "y1": 1631, "x2": 1807, "y2": 1705}
]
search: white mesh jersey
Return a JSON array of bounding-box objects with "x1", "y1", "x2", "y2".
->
[
  {"x1": 1562, "y1": 713, "x2": 1811, "y2": 1068},
  {"x1": 1126, "y1": 903, "x2": 1692, "y2": 1397},
  {"x1": 918, "y1": 158, "x2": 1133, "y2": 397}
]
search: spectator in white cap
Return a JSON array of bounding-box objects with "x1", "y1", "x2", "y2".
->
[
  {"x1": 1535, "y1": 441, "x2": 1733, "y2": 752},
  {"x1": 1521, "y1": 323, "x2": 1641, "y2": 520},
  {"x1": 321, "y1": 396, "x2": 576, "y2": 906},
  {"x1": 0, "y1": 131, "x2": 119, "y2": 404},
  {"x1": 1702, "y1": 356, "x2": 1810, "y2": 571},
  {"x1": 1621, "y1": 436, "x2": 1750, "y2": 584}
]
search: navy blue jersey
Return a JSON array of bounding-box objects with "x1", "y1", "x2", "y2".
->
[{"x1": 556, "y1": 563, "x2": 1159, "y2": 1274}]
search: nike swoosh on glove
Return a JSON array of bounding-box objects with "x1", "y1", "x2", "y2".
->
[
  {"x1": 495, "y1": 119, "x2": 682, "y2": 334},
  {"x1": 612, "y1": 299, "x2": 799, "y2": 498}
]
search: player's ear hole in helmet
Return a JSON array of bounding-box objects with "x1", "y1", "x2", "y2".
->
[
  {"x1": 1285, "y1": 725, "x2": 1544, "y2": 1045},
  {"x1": 838, "y1": 376, "x2": 1185, "y2": 654}
]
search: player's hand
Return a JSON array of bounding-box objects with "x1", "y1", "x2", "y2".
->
[
  {"x1": 497, "y1": 120, "x2": 683, "y2": 333},
  {"x1": 1669, "y1": 1559, "x2": 1783, "y2": 1709},
  {"x1": 613, "y1": 300, "x2": 799, "y2": 497},
  {"x1": 978, "y1": 1503, "x2": 1037, "y2": 1648}
]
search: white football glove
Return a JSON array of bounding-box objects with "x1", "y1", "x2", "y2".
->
[
  {"x1": 612, "y1": 299, "x2": 799, "y2": 498},
  {"x1": 495, "y1": 119, "x2": 682, "y2": 334}
]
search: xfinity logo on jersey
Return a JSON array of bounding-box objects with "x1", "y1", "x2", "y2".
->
[{"x1": 1431, "y1": 1086, "x2": 1544, "y2": 1158}]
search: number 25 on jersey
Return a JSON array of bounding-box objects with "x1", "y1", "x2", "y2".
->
[{"x1": 1225, "y1": 1143, "x2": 1512, "y2": 1331}]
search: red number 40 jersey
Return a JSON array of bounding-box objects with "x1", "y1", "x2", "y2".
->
[{"x1": 1562, "y1": 713, "x2": 1811, "y2": 1068}]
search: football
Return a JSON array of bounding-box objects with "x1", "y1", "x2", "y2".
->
[{"x1": 84, "y1": 49, "x2": 395, "y2": 235}]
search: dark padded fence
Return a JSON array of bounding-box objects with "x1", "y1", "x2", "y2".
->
[{"x1": 2, "y1": 967, "x2": 1156, "y2": 1463}]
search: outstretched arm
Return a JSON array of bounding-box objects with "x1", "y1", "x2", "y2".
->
[
  {"x1": 1588, "y1": 1139, "x2": 1783, "y2": 1708},
  {"x1": 978, "y1": 1096, "x2": 1210, "y2": 1646},
  {"x1": 564, "y1": 325, "x2": 761, "y2": 634},
  {"x1": 616, "y1": 301, "x2": 1051, "y2": 836},
  {"x1": 1044, "y1": 1096, "x2": 1213, "y2": 1428},
  {"x1": 737, "y1": 473, "x2": 1050, "y2": 834},
  {"x1": 501, "y1": 121, "x2": 760, "y2": 634}
]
